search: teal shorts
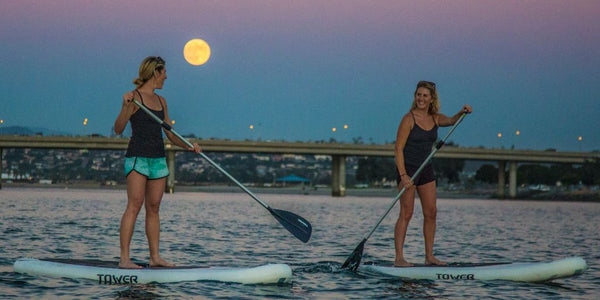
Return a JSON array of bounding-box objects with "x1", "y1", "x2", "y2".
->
[{"x1": 124, "y1": 157, "x2": 169, "y2": 180}]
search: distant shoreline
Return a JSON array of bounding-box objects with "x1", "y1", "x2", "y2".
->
[{"x1": 1, "y1": 182, "x2": 598, "y2": 202}]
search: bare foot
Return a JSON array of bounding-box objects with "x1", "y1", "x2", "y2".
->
[
  {"x1": 150, "y1": 257, "x2": 175, "y2": 268},
  {"x1": 119, "y1": 260, "x2": 143, "y2": 269},
  {"x1": 425, "y1": 256, "x2": 447, "y2": 266},
  {"x1": 394, "y1": 259, "x2": 414, "y2": 267}
]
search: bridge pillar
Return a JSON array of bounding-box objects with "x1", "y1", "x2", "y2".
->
[
  {"x1": 509, "y1": 161, "x2": 517, "y2": 198},
  {"x1": 331, "y1": 155, "x2": 346, "y2": 197},
  {"x1": 497, "y1": 160, "x2": 506, "y2": 199},
  {"x1": 166, "y1": 149, "x2": 176, "y2": 193}
]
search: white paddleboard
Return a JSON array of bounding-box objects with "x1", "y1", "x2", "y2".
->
[
  {"x1": 14, "y1": 258, "x2": 292, "y2": 285},
  {"x1": 361, "y1": 256, "x2": 587, "y2": 282}
]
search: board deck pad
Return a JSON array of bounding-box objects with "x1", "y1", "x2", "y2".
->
[
  {"x1": 367, "y1": 261, "x2": 513, "y2": 268},
  {"x1": 41, "y1": 258, "x2": 209, "y2": 269}
]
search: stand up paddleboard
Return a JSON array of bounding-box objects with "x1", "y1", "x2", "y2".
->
[
  {"x1": 14, "y1": 258, "x2": 292, "y2": 285},
  {"x1": 361, "y1": 257, "x2": 587, "y2": 282}
]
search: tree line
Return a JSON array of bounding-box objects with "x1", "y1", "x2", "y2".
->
[{"x1": 474, "y1": 160, "x2": 600, "y2": 186}]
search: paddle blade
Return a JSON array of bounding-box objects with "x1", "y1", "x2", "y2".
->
[
  {"x1": 341, "y1": 239, "x2": 366, "y2": 271},
  {"x1": 269, "y1": 208, "x2": 312, "y2": 243}
]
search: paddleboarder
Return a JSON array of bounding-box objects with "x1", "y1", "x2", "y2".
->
[
  {"x1": 114, "y1": 56, "x2": 201, "y2": 269},
  {"x1": 394, "y1": 80, "x2": 472, "y2": 267}
]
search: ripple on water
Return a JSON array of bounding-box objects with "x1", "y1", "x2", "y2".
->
[{"x1": 0, "y1": 189, "x2": 598, "y2": 299}]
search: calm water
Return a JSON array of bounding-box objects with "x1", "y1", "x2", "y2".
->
[{"x1": 0, "y1": 188, "x2": 598, "y2": 299}]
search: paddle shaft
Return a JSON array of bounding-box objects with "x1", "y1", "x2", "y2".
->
[
  {"x1": 360, "y1": 113, "x2": 467, "y2": 242},
  {"x1": 132, "y1": 100, "x2": 270, "y2": 210}
]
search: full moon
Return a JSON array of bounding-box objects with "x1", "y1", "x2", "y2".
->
[{"x1": 183, "y1": 39, "x2": 211, "y2": 66}]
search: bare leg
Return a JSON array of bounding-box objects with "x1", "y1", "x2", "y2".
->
[
  {"x1": 145, "y1": 178, "x2": 174, "y2": 267},
  {"x1": 119, "y1": 172, "x2": 146, "y2": 269},
  {"x1": 417, "y1": 181, "x2": 446, "y2": 265},
  {"x1": 394, "y1": 186, "x2": 416, "y2": 267}
]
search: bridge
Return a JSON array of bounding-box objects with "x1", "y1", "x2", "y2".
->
[{"x1": 1, "y1": 135, "x2": 598, "y2": 198}]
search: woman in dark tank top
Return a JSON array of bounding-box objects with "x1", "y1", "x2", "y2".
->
[
  {"x1": 402, "y1": 111, "x2": 438, "y2": 167},
  {"x1": 125, "y1": 89, "x2": 166, "y2": 158},
  {"x1": 114, "y1": 56, "x2": 201, "y2": 269},
  {"x1": 393, "y1": 80, "x2": 472, "y2": 267}
]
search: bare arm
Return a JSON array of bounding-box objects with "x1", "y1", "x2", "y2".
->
[
  {"x1": 436, "y1": 104, "x2": 472, "y2": 127},
  {"x1": 160, "y1": 97, "x2": 202, "y2": 153},
  {"x1": 394, "y1": 113, "x2": 413, "y2": 187},
  {"x1": 114, "y1": 91, "x2": 137, "y2": 135}
]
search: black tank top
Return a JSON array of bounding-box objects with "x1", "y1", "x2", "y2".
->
[
  {"x1": 403, "y1": 112, "x2": 438, "y2": 166},
  {"x1": 125, "y1": 90, "x2": 166, "y2": 158}
]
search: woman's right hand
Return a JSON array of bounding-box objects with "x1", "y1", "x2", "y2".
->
[
  {"x1": 122, "y1": 91, "x2": 136, "y2": 114},
  {"x1": 399, "y1": 174, "x2": 413, "y2": 189},
  {"x1": 122, "y1": 91, "x2": 134, "y2": 104}
]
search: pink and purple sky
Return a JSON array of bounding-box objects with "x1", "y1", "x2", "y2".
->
[{"x1": 2, "y1": 0, "x2": 599, "y2": 151}]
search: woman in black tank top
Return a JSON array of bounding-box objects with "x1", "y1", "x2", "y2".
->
[
  {"x1": 393, "y1": 80, "x2": 472, "y2": 267},
  {"x1": 114, "y1": 56, "x2": 201, "y2": 269}
]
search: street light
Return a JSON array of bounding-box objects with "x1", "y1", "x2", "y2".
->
[
  {"x1": 249, "y1": 124, "x2": 255, "y2": 141},
  {"x1": 83, "y1": 118, "x2": 88, "y2": 136},
  {"x1": 342, "y1": 124, "x2": 349, "y2": 143},
  {"x1": 513, "y1": 130, "x2": 520, "y2": 149},
  {"x1": 249, "y1": 123, "x2": 261, "y2": 141},
  {"x1": 497, "y1": 132, "x2": 503, "y2": 149}
]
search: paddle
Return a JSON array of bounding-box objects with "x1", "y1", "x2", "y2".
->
[
  {"x1": 341, "y1": 113, "x2": 467, "y2": 271},
  {"x1": 131, "y1": 100, "x2": 312, "y2": 243}
]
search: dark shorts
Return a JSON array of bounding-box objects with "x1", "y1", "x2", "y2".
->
[
  {"x1": 124, "y1": 157, "x2": 169, "y2": 180},
  {"x1": 396, "y1": 163, "x2": 436, "y2": 186}
]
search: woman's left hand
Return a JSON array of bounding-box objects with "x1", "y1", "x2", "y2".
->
[
  {"x1": 462, "y1": 104, "x2": 473, "y2": 114},
  {"x1": 190, "y1": 143, "x2": 202, "y2": 153}
]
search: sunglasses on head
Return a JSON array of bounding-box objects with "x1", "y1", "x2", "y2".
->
[
  {"x1": 150, "y1": 56, "x2": 164, "y2": 62},
  {"x1": 418, "y1": 80, "x2": 436, "y2": 88},
  {"x1": 150, "y1": 56, "x2": 165, "y2": 71}
]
